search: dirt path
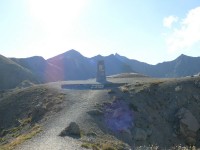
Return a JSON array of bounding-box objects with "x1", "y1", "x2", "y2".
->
[{"x1": 15, "y1": 89, "x2": 103, "y2": 150}]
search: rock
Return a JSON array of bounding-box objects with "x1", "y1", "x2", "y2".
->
[
  {"x1": 186, "y1": 137, "x2": 196, "y2": 145},
  {"x1": 146, "y1": 128, "x2": 152, "y2": 137},
  {"x1": 176, "y1": 108, "x2": 200, "y2": 132},
  {"x1": 133, "y1": 128, "x2": 147, "y2": 141},
  {"x1": 175, "y1": 86, "x2": 182, "y2": 92},
  {"x1": 176, "y1": 108, "x2": 200, "y2": 145},
  {"x1": 195, "y1": 81, "x2": 200, "y2": 88},
  {"x1": 119, "y1": 129, "x2": 133, "y2": 146},
  {"x1": 87, "y1": 109, "x2": 103, "y2": 116},
  {"x1": 59, "y1": 122, "x2": 81, "y2": 138},
  {"x1": 193, "y1": 95, "x2": 200, "y2": 100}
]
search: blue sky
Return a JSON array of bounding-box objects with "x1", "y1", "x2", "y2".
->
[{"x1": 0, "y1": 0, "x2": 200, "y2": 64}]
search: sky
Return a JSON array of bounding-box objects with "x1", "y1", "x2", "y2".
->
[{"x1": 0, "y1": 0, "x2": 200, "y2": 64}]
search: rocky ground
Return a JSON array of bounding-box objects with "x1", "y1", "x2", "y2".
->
[{"x1": 0, "y1": 74, "x2": 200, "y2": 149}]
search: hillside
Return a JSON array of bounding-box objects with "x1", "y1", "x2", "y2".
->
[
  {"x1": 1, "y1": 75, "x2": 200, "y2": 149},
  {"x1": 11, "y1": 56, "x2": 63, "y2": 82},
  {"x1": 0, "y1": 55, "x2": 38, "y2": 90},
  {"x1": 0, "y1": 85, "x2": 66, "y2": 149}
]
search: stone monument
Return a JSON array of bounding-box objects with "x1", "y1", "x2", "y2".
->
[{"x1": 96, "y1": 60, "x2": 106, "y2": 83}]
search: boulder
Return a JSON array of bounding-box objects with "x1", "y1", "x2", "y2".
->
[
  {"x1": 175, "y1": 86, "x2": 182, "y2": 92},
  {"x1": 176, "y1": 108, "x2": 200, "y2": 145},
  {"x1": 59, "y1": 122, "x2": 81, "y2": 138},
  {"x1": 133, "y1": 128, "x2": 147, "y2": 141},
  {"x1": 87, "y1": 109, "x2": 103, "y2": 116},
  {"x1": 186, "y1": 137, "x2": 196, "y2": 146},
  {"x1": 195, "y1": 81, "x2": 200, "y2": 88},
  {"x1": 176, "y1": 108, "x2": 200, "y2": 132}
]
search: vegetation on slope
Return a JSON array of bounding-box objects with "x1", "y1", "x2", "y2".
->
[{"x1": 0, "y1": 85, "x2": 66, "y2": 149}]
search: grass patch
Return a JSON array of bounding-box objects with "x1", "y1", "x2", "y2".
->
[
  {"x1": 0, "y1": 124, "x2": 42, "y2": 150},
  {"x1": 81, "y1": 140, "x2": 127, "y2": 150},
  {"x1": 0, "y1": 138, "x2": 5, "y2": 143},
  {"x1": 81, "y1": 143, "x2": 91, "y2": 149},
  {"x1": 149, "y1": 80, "x2": 164, "y2": 86},
  {"x1": 102, "y1": 143, "x2": 117, "y2": 150},
  {"x1": 1, "y1": 117, "x2": 32, "y2": 138},
  {"x1": 81, "y1": 142, "x2": 100, "y2": 150}
]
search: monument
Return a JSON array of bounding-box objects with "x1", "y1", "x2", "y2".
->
[{"x1": 96, "y1": 60, "x2": 106, "y2": 83}]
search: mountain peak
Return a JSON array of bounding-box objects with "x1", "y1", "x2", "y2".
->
[
  {"x1": 179, "y1": 54, "x2": 187, "y2": 57},
  {"x1": 59, "y1": 49, "x2": 84, "y2": 59},
  {"x1": 115, "y1": 53, "x2": 121, "y2": 56},
  {"x1": 64, "y1": 49, "x2": 81, "y2": 55},
  {"x1": 176, "y1": 54, "x2": 190, "y2": 61},
  {"x1": 107, "y1": 54, "x2": 115, "y2": 57}
]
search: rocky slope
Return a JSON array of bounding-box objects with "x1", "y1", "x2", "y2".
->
[
  {"x1": 0, "y1": 85, "x2": 66, "y2": 149},
  {"x1": 114, "y1": 75, "x2": 200, "y2": 147},
  {"x1": 0, "y1": 55, "x2": 38, "y2": 90},
  {"x1": 11, "y1": 56, "x2": 62, "y2": 82},
  {"x1": 1, "y1": 75, "x2": 200, "y2": 149}
]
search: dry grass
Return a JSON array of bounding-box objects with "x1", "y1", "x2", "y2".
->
[
  {"x1": 102, "y1": 143, "x2": 117, "y2": 150},
  {"x1": 81, "y1": 139, "x2": 127, "y2": 150},
  {"x1": 0, "y1": 124, "x2": 42, "y2": 150}
]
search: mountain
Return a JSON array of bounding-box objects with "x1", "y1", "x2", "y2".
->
[
  {"x1": 47, "y1": 50, "x2": 134, "y2": 80},
  {"x1": 151, "y1": 54, "x2": 200, "y2": 77},
  {"x1": 11, "y1": 56, "x2": 62, "y2": 82},
  {"x1": 115, "y1": 53, "x2": 200, "y2": 78},
  {"x1": 47, "y1": 50, "x2": 95, "y2": 80},
  {"x1": 0, "y1": 55, "x2": 38, "y2": 90},
  {"x1": 0, "y1": 50, "x2": 200, "y2": 90},
  {"x1": 48, "y1": 49, "x2": 199, "y2": 80},
  {"x1": 114, "y1": 53, "x2": 152, "y2": 74}
]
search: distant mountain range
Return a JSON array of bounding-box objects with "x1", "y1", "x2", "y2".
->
[{"x1": 0, "y1": 49, "x2": 200, "y2": 89}]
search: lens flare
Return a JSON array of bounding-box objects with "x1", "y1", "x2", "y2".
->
[{"x1": 104, "y1": 100, "x2": 134, "y2": 132}]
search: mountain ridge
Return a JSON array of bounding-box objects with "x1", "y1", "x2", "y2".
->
[
  {"x1": 0, "y1": 55, "x2": 39, "y2": 90},
  {"x1": 1, "y1": 50, "x2": 200, "y2": 89}
]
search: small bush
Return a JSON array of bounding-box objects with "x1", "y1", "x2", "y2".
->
[
  {"x1": 81, "y1": 143, "x2": 90, "y2": 149},
  {"x1": 0, "y1": 124, "x2": 42, "y2": 150}
]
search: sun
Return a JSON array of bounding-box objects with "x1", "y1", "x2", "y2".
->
[
  {"x1": 28, "y1": 0, "x2": 88, "y2": 31},
  {"x1": 25, "y1": 0, "x2": 89, "y2": 59}
]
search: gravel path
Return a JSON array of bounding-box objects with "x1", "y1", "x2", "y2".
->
[
  {"x1": 15, "y1": 77, "x2": 149, "y2": 150},
  {"x1": 15, "y1": 89, "x2": 102, "y2": 150}
]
